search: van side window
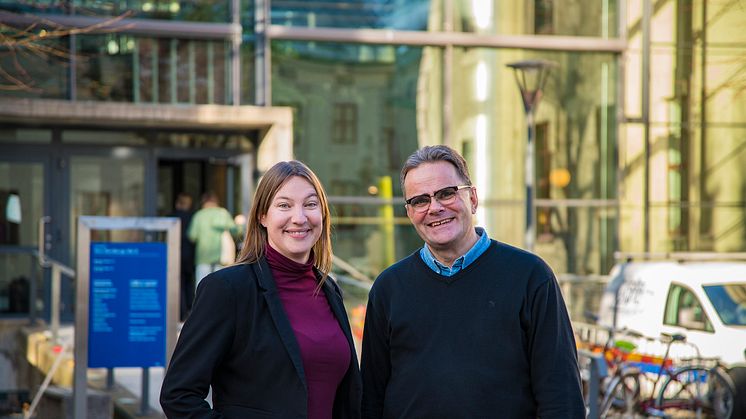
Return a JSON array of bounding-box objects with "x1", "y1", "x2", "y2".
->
[{"x1": 663, "y1": 284, "x2": 714, "y2": 332}]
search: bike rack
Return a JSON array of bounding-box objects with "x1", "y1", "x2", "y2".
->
[{"x1": 578, "y1": 349, "x2": 608, "y2": 419}]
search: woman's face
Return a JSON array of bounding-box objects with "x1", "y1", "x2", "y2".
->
[{"x1": 261, "y1": 176, "x2": 323, "y2": 264}]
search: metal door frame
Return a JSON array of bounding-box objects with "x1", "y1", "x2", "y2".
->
[
  {"x1": 0, "y1": 143, "x2": 54, "y2": 321},
  {"x1": 154, "y1": 146, "x2": 256, "y2": 217}
]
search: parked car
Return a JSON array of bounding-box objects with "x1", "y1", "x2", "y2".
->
[{"x1": 597, "y1": 259, "x2": 746, "y2": 418}]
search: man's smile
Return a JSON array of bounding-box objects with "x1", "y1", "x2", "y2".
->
[{"x1": 427, "y1": 218, "x2": 454, "y2": 227}]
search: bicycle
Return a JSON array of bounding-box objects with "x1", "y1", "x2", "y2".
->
[
  {"x1": 574, "y1": 317, "x2": 643, "y2": 418},
  {"x1": 600, "y1": 332, "x2": 736, "y2": 418},
  {"x1": 655, "y1": 357, "x2": 735, "y2": 418},
  {"x1": 596, "y1": 328, "x2": 644, "y2": 418}
]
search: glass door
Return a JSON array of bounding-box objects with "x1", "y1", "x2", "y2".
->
[
  {"x1": 67, "y1": 154, "x2": 147, "y2": 250},
  {"x1": 0, "y1": 149, "x2": 49, "y2": 318},
  {"x1": 157, "y1": 158, "x2": 243, "y2": 217},
  {"x1": 57, "y1": 145, "x2": 150, "y2": 320}
]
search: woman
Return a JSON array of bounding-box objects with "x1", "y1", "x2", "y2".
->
[{"x1": 160, "y1": 160, "x2": 362, "y2": 419}]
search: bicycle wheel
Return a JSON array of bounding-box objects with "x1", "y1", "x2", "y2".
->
[
  {"x1": 656, "y1": 366, "x2": 736, "y2": 419},
  {"x1": 600, "y1": 371, "x2": 641, "y2": 419}
]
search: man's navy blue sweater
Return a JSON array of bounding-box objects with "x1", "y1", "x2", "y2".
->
[{"x1": 361, "y1": 240, "x2": 585, "y2": 419}]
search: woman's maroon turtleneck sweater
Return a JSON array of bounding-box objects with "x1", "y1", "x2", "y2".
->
[{"x1": 265, "y1": 244, "x2": 351, "y2": 419}]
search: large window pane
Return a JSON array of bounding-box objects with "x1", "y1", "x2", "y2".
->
[
  {"x1": 68, "y1": 155, "x2": 145, "y2": 261},
  {"x1": 0, "y1": 33, "x2": 68, "y2": 98},
  {"x1": 454, "y1": 0, "x2": 618, "y2": 37},
  {"x1": 273, "y1": 41, "x2": 441, "y2": 197},
  {"x1": 0, "y1": 162, "x2": 44, "y2": 247},
  {"x1": 76, "y1": 35, "x2": 231, "y2": 104},
  {"x1": 0, "y1": 129, "x2": 52, "y2": 144},
  {"x1": 621, "y1": 1, "x2": 746, "y2": 254},
  {"x1": 0, "y1": 1, "x2": 66, "y2": 14},
  {"x1": 269, "y1": 0, "x2": 435, "y2": 30},
  {"x1": 272, "y1": 41, "x2": 442, "y2": 275},
  {"x1": 0, "y1": 253, "x2": 41, "y2": 315},
  {"x1": 620, "y1": 123, "x2": 746, "y2": 253},
  {"x1": 71, "y1": 0, "x2": 230, "y2": 22},
  {"x1": 0, "y1": 161, "x2": 45, "y2": 317},
  {"x1": 240, "y1": 41, "x2": 256, "y2": 105},
  {"x1": 328, "y1": 201, "x2": 421, "y2": 279},
  {"x1": 61, "y1": 129, "x2": 254, "y2": 150},
  {"x1": 481, "y1": 203, "x2": 617, "y2": 276},
  {"x1": 620, "y1": 205, "x2": 746, "y2": 254},
  {"x1": 451, "y1": 48, "x2": 617, "y2": 274},
  {"x1": 77, "y1": 34, "x2": 135, "y2": 101}
]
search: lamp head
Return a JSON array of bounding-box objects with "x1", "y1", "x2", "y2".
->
[{"x1": 506, "y1": 59, "x2": 557, "y2": 113}]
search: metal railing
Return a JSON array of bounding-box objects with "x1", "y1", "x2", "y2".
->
[
  {"x1": 24, "y1": 341, "x2": 71, "y2": 419},
  {"x1": 614, "y1": 251, "x2": 746, "y2": 262},
  {"x1": 36, "y1": 216, "x2": 76, "y2": 344},
  {"x1": 332, "y1": 254, "x2": 373, "y2": 288}
]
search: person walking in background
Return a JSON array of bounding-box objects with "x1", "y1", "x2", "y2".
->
[
  {"x1": 187, "y1": 191, "x2": 238, "y2": 286},
  {"x1": 160, "y1": 160, "x2": 362, "y2": 419},
  {"x1": 361, "y1": 145, "x2": 584, "y2": 419},
  {"x1": 171, "y1": 192, "x2": 196, "y2": 320}
]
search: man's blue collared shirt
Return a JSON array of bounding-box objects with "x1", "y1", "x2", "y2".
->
[{"x1": 419, "y1": 227, "x2": 490, "y2": 276}]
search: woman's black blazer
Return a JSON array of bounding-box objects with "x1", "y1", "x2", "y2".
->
[{"x1": 160, "y1": 258, "x2": 362, "y2": 419}]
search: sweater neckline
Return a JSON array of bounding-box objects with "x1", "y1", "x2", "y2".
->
[
  {"x1": 265, "y1": 243, "x2": 315, "y2": 279},
  {"x1": 414, "y1": 240, "x2": 496, "y2": 284}
]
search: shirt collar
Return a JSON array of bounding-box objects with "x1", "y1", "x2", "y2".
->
[{"x1": 419, "y1": 227, "x2": 490, "y2": 276}]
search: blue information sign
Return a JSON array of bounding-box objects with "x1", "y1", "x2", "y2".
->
[{"x1": 88, "y1": 242, "x2": 167, "y2": 368}]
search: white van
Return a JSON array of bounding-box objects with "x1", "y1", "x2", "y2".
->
[{"x1": 597, "y1": 259, "x2": 746, "y2": 416}]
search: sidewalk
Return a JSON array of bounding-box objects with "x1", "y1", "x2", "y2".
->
[{"x1": 106, "y1": 367, "x2": 164, "y2": 417}]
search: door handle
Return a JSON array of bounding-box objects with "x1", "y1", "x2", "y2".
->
[{"x1": 38, "y1": 216, "x2": 51, "y2": 266}]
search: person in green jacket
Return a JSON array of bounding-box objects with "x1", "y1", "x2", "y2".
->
[{"x1": 188, "y1": 191, "x2": 239, "y2": 286}]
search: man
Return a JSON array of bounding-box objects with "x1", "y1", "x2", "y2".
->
[
  {"x1": 361, "y1": 145, "x2": 584, "y2": 418},
  {"x1": 188, "y1": 191, "x2": 239, "y2": 286},
  {"x1": 171, "y1": 192, "x2": 196, "y2": 320}
]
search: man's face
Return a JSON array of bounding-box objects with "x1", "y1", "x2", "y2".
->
[{"x1": 403, "y1": 161, "x2": 477, "y2": 254}]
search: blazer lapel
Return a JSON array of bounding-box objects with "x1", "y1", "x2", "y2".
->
[
  {"x1": 252, "y1": 259, "x2": 307, "y2": 388},
  {"x1": 321, "y1": 279, "x2": 356, "y2": 350}
]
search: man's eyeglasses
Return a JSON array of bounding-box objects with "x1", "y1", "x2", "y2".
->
[{"x1": 404, "y1": 185, "x2": 472, "y2": 213}]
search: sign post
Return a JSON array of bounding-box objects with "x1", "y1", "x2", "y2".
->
[{"x1": 74, "y1": 216, "x2": 180, "y2": 418}]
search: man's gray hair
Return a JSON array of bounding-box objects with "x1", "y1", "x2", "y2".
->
[{"x1": 400, "y1": 145, "x2": 472, "y2": 193}]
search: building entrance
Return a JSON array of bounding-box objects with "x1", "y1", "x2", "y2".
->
[
  {"x1": 157, "y1": 158, "x2": 243, "y2": 218},
  {"x1": 0, "y1": 127, "x2": 256, "y2": 323}
]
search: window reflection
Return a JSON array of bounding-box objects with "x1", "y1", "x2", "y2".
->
[
  {"x1": 69, "y1": 156, "x2": 145, "y2": 257},
  {"x1": 0, "y1": 34, "x2": 68, "y2": 99},
  {"x1": 0, "y1": 253, "x2": 37, "y2": 314},
  {"x1": 664, "y1": 284, "x2": 714, "y2": 332},
  {"x1": 273, "y1": 41, "x2": 430, "y2": 198},
  {"x1": 72, "y1": 0, "x2": 230, "y2": 22},
  {"x1": 704, "y1": 284, "x2": 746, "y2": 326},
  {"x1": 0, "y1": 0, "x2": 69, "y2": 15},
  {"x1": 332, "y1": 103, "x2": 358, "y2": 144},
  {"x1": 0, "y1": 163, "x2": 43, "y2": 247},
  {"x1": 453, "y1": 47, "x2": 617, "y2": 273},
  {"x1": 77, "y1": 35, "x2": 230, "y2": 104},
  {"x1": 0, "y1": 162, "x2": 44, "y2": 315},
  {"x1": 0, "y1": 191, "x2": 21, "y2": 245},
  {"x1": 269, "y1": 0, "x2": 433, "y2": 30},
  {"x1": 453, "y1": 0, "x2": 618, "y2": 37},
  {"x1": 273, "y1": 41, "x2": 436, "y2": 275}
]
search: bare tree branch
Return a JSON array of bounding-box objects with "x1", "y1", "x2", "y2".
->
[{"x1": 0, "y1": 10, "x2": 133, "y2": 91}]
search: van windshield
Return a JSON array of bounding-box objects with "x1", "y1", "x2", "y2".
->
[{"x1": 703, "y1": 284, "x2": 746, "y2": 326}]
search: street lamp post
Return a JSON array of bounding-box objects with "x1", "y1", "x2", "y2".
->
[{"x1": 506, "y1": 59, "x2": 556, "y2": 252}]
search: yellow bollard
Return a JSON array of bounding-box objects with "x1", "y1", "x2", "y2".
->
[{"x1": 378, "y1": 176, "x2": 395, "y2": 268}]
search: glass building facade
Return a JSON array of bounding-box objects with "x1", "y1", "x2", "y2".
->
[{"x1": 2, "y1": 0, "x2": 746, "y2": 317}]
